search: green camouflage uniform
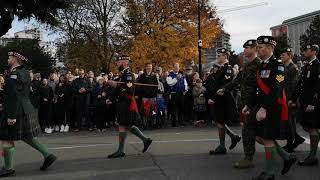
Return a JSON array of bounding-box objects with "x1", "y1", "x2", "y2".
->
[{"x1": 223, "y1": 57, "x2": 261, "y2": 160}]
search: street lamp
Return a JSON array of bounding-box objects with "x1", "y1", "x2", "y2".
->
[{"x1": 198, "y1": 0, "x2": 202, "y2": 78}]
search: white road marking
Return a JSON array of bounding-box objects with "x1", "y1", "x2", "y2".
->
[{"x1": 48, "y1": 138, "x2": 219, "y2": 150}]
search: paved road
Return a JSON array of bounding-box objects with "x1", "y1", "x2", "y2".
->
[{"x1": 0, "y1": 126, "x2": 319, "y2": 180}]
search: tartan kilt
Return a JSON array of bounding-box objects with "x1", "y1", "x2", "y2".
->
[
  {"x1": 255, "y1": 107, "x2": 289, "y2": 140},
  {"x1": 0, "y1": 109, "x2": 41, "y2": 141},
  {"x1": 116, "y1": 101, "x2": 140, "y2": 127},
  {"x1": 212, "y1": 92, "x2": 238, "y2": 126}
]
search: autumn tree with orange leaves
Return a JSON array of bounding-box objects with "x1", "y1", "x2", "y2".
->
[{"x1": 123, "y1": 0, "x2": 222, "y2": 71}]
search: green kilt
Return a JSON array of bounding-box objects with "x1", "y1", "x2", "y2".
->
[
  {"x1": 116, "y1": 101, "x2": 140, "y2": 127},
  {"x1": 255, "y1": 107, "x2": 291, "y2": 140},
  {"x1": 0, "y1": 109, "x2": 41, "y2": 141}
]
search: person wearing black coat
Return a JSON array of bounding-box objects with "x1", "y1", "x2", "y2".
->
[
  {"x1": 71, "y1": 69, "x2": 92, "y2": 131},
  {"x1": 39, "y1": 78, "x2": 54, "y2": 133},
  {"x1": 55, "y1": 75, "x2": 70, "y2": 132},
  {"x1": 93, "y1": 77, "x2": 107, "y2": 132}
]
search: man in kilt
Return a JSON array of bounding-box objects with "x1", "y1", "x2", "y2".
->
[
  {"x1": 218, "y1": 40, "x2": 261, "y2": 168},
  {"x1": 107, "y1": 55, "x2": 153, "y2": 159},
  {"x1": 280, "y1": 47, "x2": 305, "y2": 153},
  {"x1": 253, "y1": 36, "x2": 296, "y2": 180},
  {"x1": 289, "y1": 44, "x2": 320, "y2": 166},
  {"x1": 0, "y1": 50, "x2": 57, "y2": 177},
  {"x1": 205, "y1": 48, "x2": 241, "y2": 155}
]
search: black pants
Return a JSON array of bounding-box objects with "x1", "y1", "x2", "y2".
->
[
  {"x1": 39, "y1": 102, "x2": 52, "y2": 128},
  {"x1": 106, "y1": 104, "x2": 115, "y2": 124},
  {"x1": 170, "y1": 93, "x2": 185, "y2": 126},
  {"x1": 74, "y1": 96, "x2": 88, "y2": 130},
  {"x1": 95, "y1": 106, "x2": 106, "y2": 130}
]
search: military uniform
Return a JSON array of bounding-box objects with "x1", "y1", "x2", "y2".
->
[
  {"x1": 0, "y1": 66, "x2": 41, "y2": 140},
  {"x1": 223, "y1": 40, "x2": 261, "y2": 166},
  {"x1": 291, "y1": 57, "x2": 320, "y2": 129},
  {"x1": 115, "y1": 68, "x2": 140, "y2": 127},
  {"x1": 255, "y1": 55, "x2": 289, "y2": 140},
  {"x1": 108, "y1": 55, "x2": 152, "y2": 159},
  {"x1": 205, "y1": 48, "x2": 241, "y2": 155},
  {"x1": 290, "y1": 44, "x2": 320, "y2": 166},
  {"x1": 253, "y1": 36, "x2": 296, "y2": 180},
  {"x1": 281, "y1": 48, "x2": 305, "y2": 152},
  {"x1": 0, "y1": 50, "x2": 56, "y2": 177}
]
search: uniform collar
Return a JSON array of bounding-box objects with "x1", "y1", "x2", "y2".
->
[
  {"x1": 261, "y1": 54, "x2": 275, "y2": 64},
  {"x1": 309, "y1": 57, "x2": 317, "y2": 65}
]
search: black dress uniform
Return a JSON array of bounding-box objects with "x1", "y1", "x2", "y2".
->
[
  {"x1": 291, "y1": 44, "x2": 320, "y2": 166},
  {"x1": 0, "y1": 66, "x2": 41, "y2": 140},
  {"x1": 115, "y1": 68, "x2": 140, "y2": 127},
  {"x1": 291, "y1": 57, "x2": 320, "y2": 129},
  {"x1": 255, "y1": 55, "x2": 290, "y2": 140},
  {"x1": 207, "y1": 61, "x2": 238, "y2": 125}
]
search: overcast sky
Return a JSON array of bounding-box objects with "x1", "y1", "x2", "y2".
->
[
  {"x1": 211, "y1": 0, "x2": 320, "y2": 52},
  {"x1": 6, "y1": 0, "x2": 320, "y2": 53}
]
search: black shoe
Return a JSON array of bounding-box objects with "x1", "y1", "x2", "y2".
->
[
  {"x1": 283, "y1": 144, "x2": 294, "y2": 153},
  {"x1": 40, "y1": 154, "x2": 57, "y2": 171},
  {"x1": 108, "y1": 151, "x2": 125, "y2": 159},
  {"x1": 209, "y1": 146, "x2": 227, "y2": 155},
  {"x1": 298, "y1": 156, "x2": 318, "y2": 166},
  {"x1": 291, "y1": 137, "x2": 305, "y2": 150},
  {"x1": 0, "y1": 168, "x2": 15, "y2": 178},
  {"x1": 143, "y1": 139, "x2": 153, "y2": 153},
  {"x1": 252, "y1": 172, "x2": 275, "y2": 180},
  {"x1": 229, "y1": 136, "x2": 241, "y2": 150},
  {"x1": 281, "y1": 154, "x2": 297, "y2": 175}
]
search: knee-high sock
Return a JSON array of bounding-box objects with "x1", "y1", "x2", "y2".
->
[
  {"x1": 310, "y1": 131, "x2": 319, "y2": 158},
  {"x1": 117, "y1": 131, "x2": 127, "y2": 152},
  {"x1": 218, "y1": 127, "x2": 226, "y2": 148},
  {"x1": 129, "y1": 126, "x2": 148, "y2": 143},
  {"x1": 3, "y1": 147, "x2": 15, "y2": 170},
  {"x1": 23, "y1": 138, "x2": 50, "y2": 158},
  {"x1": 275, "y1": 142, "x2": 290, "y2": 160},
  {"x1": 264, "y1": 146, "x2": 277, "y2": 176}
]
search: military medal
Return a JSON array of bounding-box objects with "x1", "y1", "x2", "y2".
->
[{"x1": 260, "y1": 70, "x2": 271, "y2": 78}]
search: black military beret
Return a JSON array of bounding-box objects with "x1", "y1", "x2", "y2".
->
[
  {"x1": 217, "y1": 48, "x2": 230, "y2": 54},
  {"x1": 257, "y1": 36, "x2": 277, "y2": 47},
  {"x1": 243, "y1": 40, "x2": 257, "y2": 48},
  {"x1": 303, "y1": 44, "x2": 319, "y2": 53},
  {"x1": 8, "y1": 49, "x2": 28, "y2": 62},
  {"x1": 281, "y1": 47, "x2": 294, "y2": 54},
  {"x1": 116, "y1": 55, "x2": 132, "y2": 62}
]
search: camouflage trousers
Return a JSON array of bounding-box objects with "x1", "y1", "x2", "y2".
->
[{"x1": 242, "y1": 123, "x2": 256, "y2": 160}]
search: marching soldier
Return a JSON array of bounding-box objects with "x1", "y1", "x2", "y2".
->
[
  {"x1": 289, "y1": 44, "x2": 320, "y2": 166},
  {"x1": 107, "y1": 55, "x2": 152, "y2": 158},
  {"x1": 253, "y1": 36, "x2": 296, "y2": 180},
  {"x1": 280, "y1": 48, "x2": 305, "y2": 153},
  {"x1": 205, "y1": 48, "x2": 241, "y2": 155},
  {"x1": 0, "y1": 50, "x2": 57, "y2": 177},
  {"x1": 217, "y1": 40, "x2": 261, "y2": 168}
]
